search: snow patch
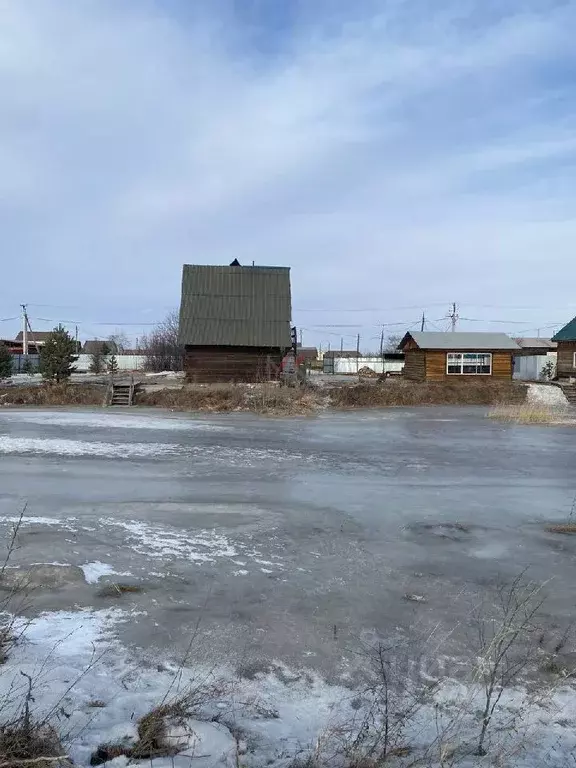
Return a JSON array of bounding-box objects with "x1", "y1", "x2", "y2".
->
[
  {"x1": 0, "y1": 436, "x2": 181, "y2": 458},
  {"x1": 80, "y1": 562, "x2": 132, "y2": 584},
  {"x1": 1, "y1": 411, "x2": 228, "y2": 431},
  {"x1": 527, "y1": 383, "x2": 569, "y2": 408}
]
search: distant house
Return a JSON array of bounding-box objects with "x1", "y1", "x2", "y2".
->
[
  {"x1": 83, "y1": 340, "x2": 116, "y2": 355},
  {"x1": 398, "y1": 332, "x2": 520, "y2": 381},
  {"x1": 14, "y1": 330, "x2": 52, "y2": 354},
  {"x1": 552, "y1": 317, "x2": 576, "y2": 380},
  {"x1": 178, "y1": 263, "x2": 292, "y2": 382},
  {"x1": 514, "y1": 338, "x2": 557, "y2": 356},
  {"x1": 296, "y1": 346, "x2": 318, "y2": 362}
]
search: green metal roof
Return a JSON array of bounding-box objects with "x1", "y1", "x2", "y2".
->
[
  {"x1": 178, "y1": 264, "x2": 292, "y2": 347},
  {"x1": 552, "y1": 316, "x2": 576, "y2": 342}
]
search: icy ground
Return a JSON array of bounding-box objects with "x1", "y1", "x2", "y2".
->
[{"x1": 2, "y1": 607, "x2": 576, "y2": 767}]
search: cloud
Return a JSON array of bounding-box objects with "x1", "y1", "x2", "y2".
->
[{"x1": 1, "y1": 0, "x2": 575, "y2": 344}]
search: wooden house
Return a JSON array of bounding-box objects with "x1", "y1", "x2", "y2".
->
[
  {"x1": 552, "y1": 317, "x2": 576, "y2": 380},
  {"x1": 178, "y1": 263, "x2": 292, "y2": 382},
  {"x1": 398, "y1": 332, "x2": 520, "y2": 381}
]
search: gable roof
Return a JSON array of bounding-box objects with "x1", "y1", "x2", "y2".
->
[
  {"x1": 515, "y1": 337, "x2": 557, "y2": 350},
  {"x1": 552, "y1": 317, "x2": 576, "y2": 342},
  {"x1": 83, "y1": 340, "x2": 116, "y2": 355},
  {"x1": 401, "y1": 332, "x2": 520, "y2": 351},
  {"x1": 178, "y1": 264, "x2": 292, "y2": 348},
  {"x1": 14, "y1": 331, "x2": 52, "y2": 343}
]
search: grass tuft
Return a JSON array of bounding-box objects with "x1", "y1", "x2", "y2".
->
[
  {"x1": 545, "y1": 523, "x2": 576, "y2": 535},
  {"x1": 0, "y1": 383, "x2": 105, "y2": 406},
  {"x1": 488, "y1": 403, "x2": 572, "y2": 424},
  {"x1": 96, "y1": 582, "x2": 144, "y2": 598}
]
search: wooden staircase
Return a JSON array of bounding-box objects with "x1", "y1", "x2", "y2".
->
[
  {"x1": 560, "y1": 384, "x2": 576, "y2": 407},
  {"x1": 105, "y1": 376, "x2": 135, "y2": 407}
]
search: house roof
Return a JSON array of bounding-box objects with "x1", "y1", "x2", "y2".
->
[
  {"x1": 296, "y1": 346, "x2": 318, "y2": 360},
  {"x1": 323, "y1": 350, "x2": 361, "y2": 358},
  {"x1": 401, "y1": 332, "x2": 520, "y2": 351},
  {"x1": 178, "y1": 264, "x2": 292, "y2": 347},
  {"x1": 515, "y1": 337, "x2": 557, "y2": 350},
  {"x1": 14, "y1": 331, "x2": 52, "y2": 342},
  {"x1": 83, "y1": 340, "x2": 116, "y2": 355},
  {"x1": 552, "y1": 317, "x2": 576, "y2": 342}
]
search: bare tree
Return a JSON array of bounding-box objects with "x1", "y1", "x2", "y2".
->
[
  {"x1": 141, "y1": 310, "x2": 183, "y2": 372},
  {"x1": 107, "y1": 331, "x2": 130, "y2": 353},
  {"x1": 384, "y1": 334, "x2": 402, "y2": 352}
]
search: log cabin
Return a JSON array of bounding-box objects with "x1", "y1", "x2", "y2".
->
[
  {"x1": 178, "y1": 263, "x2": 292, "y2": 382},
  {"x1": 552, "y1": 317, "x2": 576, "y2": 381},
  {"x1": 398, "y1": 332, "x2": 520, "y2": 381}
]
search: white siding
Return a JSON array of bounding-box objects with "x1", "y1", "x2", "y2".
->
[
  {"x1": 513, "y1": 352, "x2": 556, "y2": 381},
  {"x1": 74, "y1": 354, "x2": 146, "y2": 372}
]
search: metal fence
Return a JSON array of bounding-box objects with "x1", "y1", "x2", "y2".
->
[{"x1": 11, "y1": 354, "x2": 40, "y2": 373}]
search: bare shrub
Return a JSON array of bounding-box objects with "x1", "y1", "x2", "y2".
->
[
  {"x1": 96, "y1": 582, "x2": 144, "y2": 598},
  {"x1": 141, "y1": 310, "x2": 183, "y2": 372},
  {"x1": 471, "y1": 572, "x2": 546, "y2": 756}
]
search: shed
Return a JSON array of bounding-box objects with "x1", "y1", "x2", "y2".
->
[
  {"x1": 178, "y1": 263, "x2": 292, "y2": 382},
  {"x1": 552, "y1": 317, "x2": 576, "y2": 380},
  {"x1": 514, "y1": 338, "x2": 557, "y2": 356},
  {"x1": 398, "y1": 332, "x2": 519, "y2": 381}
]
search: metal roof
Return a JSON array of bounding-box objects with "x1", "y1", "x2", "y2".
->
[
  {"x1": 515, "y1": 337, "x2": 557, "y2": 350},
  {"x1": 14, "y1": 331, "x2": 52, "y2": 342},
  {"x1": 405, "y1": 332, "x2": 520, "y2": 350},
  {"x1": 178, "y1": 264, "x2": 292, "y2": 347},
  {"x1": 552, "y1": 317, "x2": 576, "y2": 342}
]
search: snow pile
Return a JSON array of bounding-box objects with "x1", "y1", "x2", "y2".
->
[
  {"x1": 527, "y1": 383, "x2": 569, "y2": 409},
  {"x1": 80, "y1": 561, "x2": 132, "y2": 584}
]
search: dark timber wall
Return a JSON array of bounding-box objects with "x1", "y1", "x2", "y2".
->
[
  {"x1": 184, "y1": 345, "x2": 284, "y2": 382},
  {"x1": 556, "y1": 341, "x2": 576, "y2": 378}
]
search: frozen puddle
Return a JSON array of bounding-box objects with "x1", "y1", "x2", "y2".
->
[{"x1": 80, "y1": 561, "x2": 132, "y2": 584}]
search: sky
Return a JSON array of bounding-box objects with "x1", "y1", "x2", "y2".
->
[{"x1": 1, "y1": 0, "x2": 576, "y2": 350}]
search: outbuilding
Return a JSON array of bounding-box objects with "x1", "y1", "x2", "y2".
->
[
  {"x1": 552, "y1": 317, "x2": 576, "y2": 381},
  {"x1": 398, "y1": 332, "x2": 520, "y2": 381},
  {"x1": 178, "y1": 263, "x2": 292, "y2": 382}
]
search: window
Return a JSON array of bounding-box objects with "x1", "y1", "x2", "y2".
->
[
  {"x1": 573, "y1": 352, "x2": 576, "y2": 369},
  {"x1": 446, "y1": 352, "x2": 492, "y2": 375}
]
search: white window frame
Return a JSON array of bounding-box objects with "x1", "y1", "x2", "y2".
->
[
  {"x1": 446, "y1": 352, "x2": 492, "y2": 376},
  {"x1": 573, "y1": 351, "x2": 576, "y2": 369}
]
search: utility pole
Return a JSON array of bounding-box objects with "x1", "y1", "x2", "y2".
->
[
  {"x1": 340, "y1": 337, "x2": 344, "y2": 354},
  {"x1": 449, "y1": 302, "x2": 458, "y2": 332},
  {"x1": 379, "y1": 326, "x2": 384, "y2": 357},
  {"x1": 299, "y1": 329, "x2": 303, "y2": 347},
  {"x1": 356, "y1": 332, "x2": 360, "y2": 375},
  {"x1": 421, "y1": 312, "x2": 426, "y2": 332},
  {"x1": 75, "y1": 325, "x2": 79, "y2": 354},
  {"x1": 21, "y1": 304, "x2": 28, "y2": 355}
]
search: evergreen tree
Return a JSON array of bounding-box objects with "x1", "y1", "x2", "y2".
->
[
  {"x1": 107, "y1": 354, "x2": 119, "y2": 374},
  {"x1": 89, "y1": 342, "x2": 110, "y2": 374},
  {"x1": 39, "y1": 325, "x2": 78, "y2": 382},
  {"x1": 0, "y1": 344, "x2": 12, "y2": 379},
  {"x1": 22, "y1": 357, "x2": 34, "y2": 375}
]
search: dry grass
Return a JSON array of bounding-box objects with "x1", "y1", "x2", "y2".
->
[
  {"x1": 488, "y1": 403, "x2": 572, "y2": 424},
  {"x1": 96, "y1": 582, "x2": 144, "y2": 598},
  {"x1": 0, "y1": 383, "x2": 105, "y2": 406},
  {"x1": 545, "y1": 523, "x2": 576, "y2": 535},
  {"x1": 330, "y1": 380, "x2": 527, "y2": 408},
  {"x1": 136, "y1": 382, "x2": 321, "y2": 415},
  {"x1": 0, "y1": 723, "x2": 68, "y2": 766}
]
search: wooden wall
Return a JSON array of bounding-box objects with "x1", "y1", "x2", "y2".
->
[
  {"x1": 403, "y1": 350, "x2": 426, "y2": 381},
  {"x1": 405, "y1": 349, "x2": 514, "y2": 381},
  {"x1": 556, "y1": 341, "x2": 576, "y2": 378},
  {"x1": 184, "y1": 345, "x2": 284, "y2": 383}
]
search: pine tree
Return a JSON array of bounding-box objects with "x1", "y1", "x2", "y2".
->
[
  {"x1": 39, "y1": 326, "x2": 78, "y2": 383},
  {"x1": 107, "y1": 354, "x2": 119, "y2": 374},
  {"x1": 22, "y1": 357, "x2": 34, "y2": 375},
  {"x1": 0, "y1": 344, "x2": 12, "y2": 379},
  {"x1": 89, "y1": 342, "x2": 110, "y2": 374}
]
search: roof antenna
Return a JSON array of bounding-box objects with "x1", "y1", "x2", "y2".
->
[{"x1": 229, "y1": 258, "x2": 241, "y2": 267}]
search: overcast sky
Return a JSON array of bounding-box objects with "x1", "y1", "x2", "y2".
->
[{"x1": 1, "y1": 0, "x2": 575, "y2": 350}]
